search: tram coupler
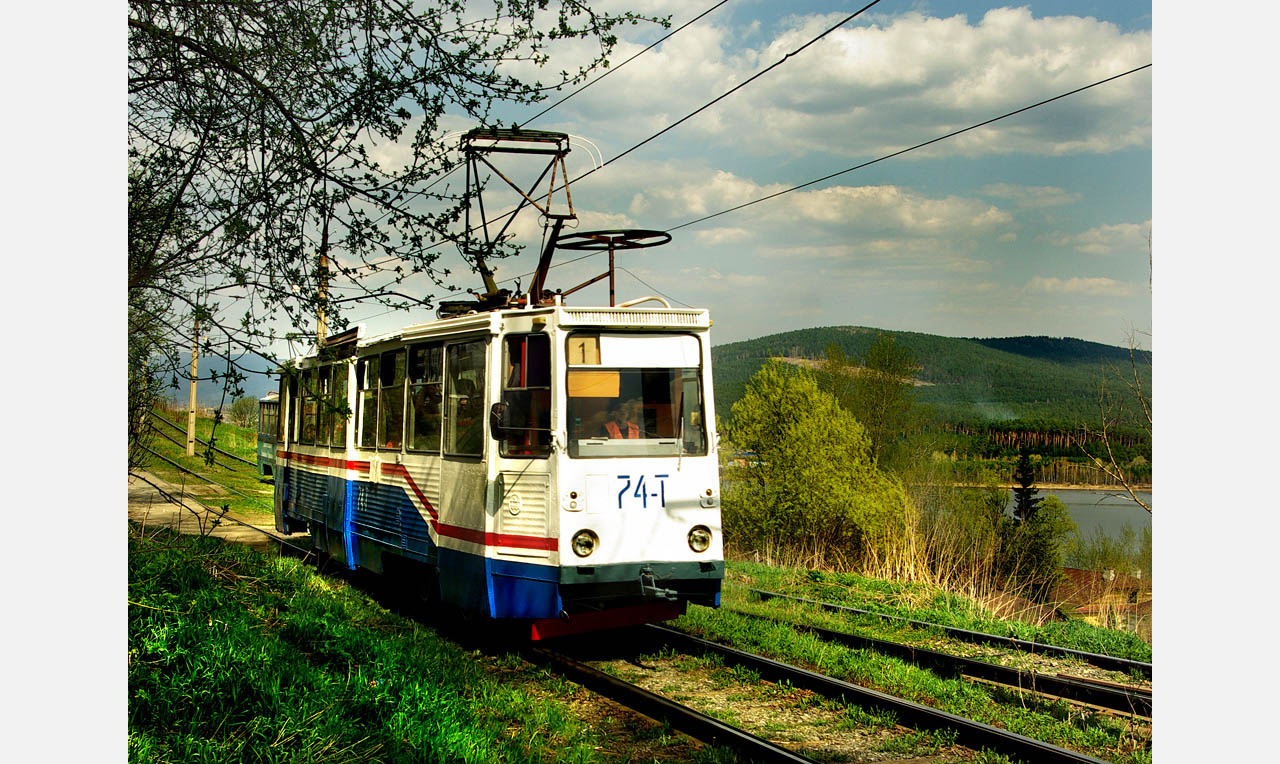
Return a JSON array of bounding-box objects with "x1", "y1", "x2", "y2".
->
[{"x1": 639, "y1": 566, "x2": 678, "y2": 601}]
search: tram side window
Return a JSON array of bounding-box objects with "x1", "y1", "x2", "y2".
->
[
  {"x1": 315, "y1": 366, "x2": 331, "y2": 447},
  {"x1": 330, "y1": 363, "x2": 349, "y2": 449},
  {"x1": 445, "y1": 340, "x2": 485, "y2": 456},
  {"x1": 501, "y1": 334, "x2": 551, "y2": 457},
  {"x1": 300, "y1": 368, "x2": 317, "y2": 444},
  {"x1": 258, "y1": 401, "x2": 278, "y2": 438},
  {"x1": 358, "y1": 356, "x2": 379, "y2": 449},
  {"x1": 285, "y1": 377, "x2": 297, "y2": 442},
  {"x1": 379, "y1": 349, "x2": 406, "y2": 450},
  {"x1": 408, "y1": 343, "x2": 443, "y2": 452}
]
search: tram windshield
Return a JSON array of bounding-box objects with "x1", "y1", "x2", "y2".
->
[{"x1": 566, "y1": 333, "x2": 707, "y2": 458}]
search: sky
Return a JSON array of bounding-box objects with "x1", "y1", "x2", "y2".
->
[{"x1": 336, "y1": 0, "x2": 1154, "y2": 350}]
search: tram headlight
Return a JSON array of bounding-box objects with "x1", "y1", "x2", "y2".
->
[
  {"x1": 571, "y1": 529, "x2": 599, "y2": 558},
  {"x1": 688, "y1": 525, "x2": 712, "y2": 553}
]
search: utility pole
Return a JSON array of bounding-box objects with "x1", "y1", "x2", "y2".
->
[
  {"x1": 317, "y1": 203, "x2": 331, "y2": 344},
  {"x1": 316, "y1": 250, "x2": 328, "y2": 344},
  {"x1": 186, "y1": 317, "x2": 200, "y2": 457}
]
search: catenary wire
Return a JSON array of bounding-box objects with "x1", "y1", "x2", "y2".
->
[
  {"x1": 617, "y1": 266, "x2": 694, "y2": 308},
  {"x1": 343, "y1": 1, "x2": 731, "y2": 276},
  {"x1": 669, "y1": 63, "x2": 1153, "y2": 232},
  {"x1": 346, "y1": 0, "x2": 885, "y2": 293},
  {"x1": 568, "y1": 0, "x2": 884, "y2": 185},
  {"x1": 522, "y1": 0, "x2": 733, "y2": 127}
]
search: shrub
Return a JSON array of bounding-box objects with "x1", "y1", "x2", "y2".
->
[{"x1": 721, "y1": 360, "x2": 910, "y2": 569}]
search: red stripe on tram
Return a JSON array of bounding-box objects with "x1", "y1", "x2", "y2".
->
[{"x1": 278, "y1": 450, "x2": 558, "y2": 551}]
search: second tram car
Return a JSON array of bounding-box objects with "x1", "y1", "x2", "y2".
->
[
  {"x1": 256, "y1": 391, "x2": 280, "y2": 478},
  {"x1": 273, "y1": 299, "x2": 723, "y2": 638}
]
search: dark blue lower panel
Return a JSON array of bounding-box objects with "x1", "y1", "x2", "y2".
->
[
  {"x1": 282, "y1": 471, "x2": 561, "y2": 620},
  {"x1": 490, "y1": 558, "x2": 561, "y2": 620}
]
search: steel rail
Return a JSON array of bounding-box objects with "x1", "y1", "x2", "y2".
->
[
  {"x1": 149, "y1": 412, "x2": 258, "y2": 467},
  {"x1": 729, "y1": 609, "x2": 1151, "y2": 716},
  {"x1": 148, "y1": 420, "x2": 259, "y2": 473},
  {"x1": 524, "y1": 646, "x2": 819, "y2": 763},
  {"x1": 646, "y1": 625, "x2": 1112, "y2": 764},
  {"x1": 140, "y1": 446, "x2": 273, "y2": 507},
  {"x1": 748, "y1": 588, "x2": 1152, "y2": 678},
  {"x1": 129, "y1": 471, "x2": 318, "y2": 560}
]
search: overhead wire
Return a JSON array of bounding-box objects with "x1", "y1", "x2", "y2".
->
[
  {"x1": 521, "y1": 0, "x2": 732, "y2": 127},
  {"x1": 568, "y1": 0, "x2": 885, "y2": 185},
  {"x1": 349, "y1": 0, "x2": 884, "y2": 301},
  {"x1": 341, "y1": 0, "x2": 732, "y2": 277},
  {"x1": 668, "y1": 63, "x2": 1154, "y2": 232}
]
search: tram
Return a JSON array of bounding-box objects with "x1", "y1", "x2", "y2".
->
[
  {"x1": 272, "y1": 128, "x2": 723, "y2": 638},
  {"x1": 256, "y1": 391, "x2": 280, "y2": 478}
]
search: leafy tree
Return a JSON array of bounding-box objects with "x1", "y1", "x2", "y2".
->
[
  {"x1": 1011, "y1": 444, "x2": 1042, "y2": 524},
  {"x1": 228, "y1": 397, "x2": 259, "y2": 428},
  {"x1": 722, "y1": 360, "x2": 910, "y2": 567},
  {"x1": 1066, "y1": 523, "x2": 1151, "y2": 579},
  {"x1": 815, "y1": 335, "x2": 927, "y2": 472},
  {"x1": 128, "y1": 0, "x2": 657, "y2": 451},
  {"x1": 1000, "y1": 494, "x2": 1076, "y2": 602}
]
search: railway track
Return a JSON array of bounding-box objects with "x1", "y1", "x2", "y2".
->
[
  {"x1": 129, "y1": 491, "x2": 1140, "y2": 762},
  {"x1": 525, "y1": 644, "x2": 818, "y2": 763},
  {"x1": 726, "y1": 608, "x2": 1151, "y2": 716},
  {"x1": 536, "y1": 624, "x2": 1114, "y2": 764},
  {"x1": 637, "y1": 625, "x2": 1114, "y2": 764},
  {"x1": 748, "y1": 588, "x2": 1152, "y2": 679}
]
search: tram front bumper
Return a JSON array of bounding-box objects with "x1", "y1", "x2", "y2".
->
[{"x1": 558, "y1": 560, "x2": 723, "y2": 613}]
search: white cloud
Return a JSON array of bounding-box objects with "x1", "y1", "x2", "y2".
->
[
  {"x1": 1028, "y1": 276, "x2": 1133, "y2": 296},
  {"x1": 1072, "y1": 221, "x2": 1151, "y2": 255},
  {"x1": 693, "y1": 227, "x2": 753, "y2": 246},
  {"x1": 980, "y1": 183, "x2": 1082, "y2": 208},
  {"x1": 544, "y1": 7, "x2": 1151, "y2": 161},
  {"x1": 1043, "y1": 219, "x2": 1151, "y2": 254}
]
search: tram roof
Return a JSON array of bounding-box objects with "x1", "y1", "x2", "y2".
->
[{"x1": 291, "y1": 302, "x2": 711, "y2": 363}]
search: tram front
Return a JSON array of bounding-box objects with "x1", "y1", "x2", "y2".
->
[{"x1": 545, "y1": 316, "x2": 723, "y2": 636}]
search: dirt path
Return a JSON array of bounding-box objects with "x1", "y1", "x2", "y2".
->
[{"x1": 127, "y1": 470, "x2": 303, "y2": 552}]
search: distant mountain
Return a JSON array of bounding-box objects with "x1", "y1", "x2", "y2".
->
[{"x1": 710, "y1": 326, "x2": 1151, "y2": 426}]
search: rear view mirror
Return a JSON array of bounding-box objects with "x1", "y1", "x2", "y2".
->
[{"x1": 489, "y1": 402, "x2": 507, "y2": 440}]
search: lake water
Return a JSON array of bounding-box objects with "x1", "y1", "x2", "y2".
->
[{"x1": 1008, "y1": 488, "x2": 1152, "y2": 541}]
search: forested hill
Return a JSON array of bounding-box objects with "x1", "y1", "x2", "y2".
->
[{"x1": 711, "y1": 326, "x2": 1152, "y2": 427}]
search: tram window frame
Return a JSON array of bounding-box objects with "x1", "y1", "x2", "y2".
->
[
  {"x1": 378, "y1": 349, "x2": 406, "y2": 451},
  {"x1": 443, "y1": 339, "x2": 486, "y2": 458},
  {"x1": 498, "y1": 333, "x2": 551, "y2": 458},
  {"x1": 407, "y1": 342, "x2": 444, "y2": 454},
  {"x1": 300, "y1": 368, "x2": 317, "y2": 444},
  {"x1": 564, "y1": 332, "x2": 709, "y2": 459},
  {"x1": 358, "y1": 355, "x2": 379, "y2": 449},
  {"x1": 330, "y1": 362, "x2": 349, "y2": 450},
  {"x1": 285, "y1": 377, "x2": 297, "y2": 443},
  {"x1": 315, "y1": 365, "x2": 331, "y2": 447}
]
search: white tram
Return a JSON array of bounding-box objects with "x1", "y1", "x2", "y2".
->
[{"x1": 273, "y1": 297, "x2": 723, "y2": 638}]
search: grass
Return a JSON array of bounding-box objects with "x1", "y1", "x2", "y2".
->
[
  {"x1": 128, "y1": 523, "x2": 728, "y2": 763},
  {"x1": 673, "y1": 600, "x2": 1152, "y2": 763},
  {"x1": 726, "y1": 561, "x2": 1152, "y2": 663},
  {"x1": 137, "y1": 410, "x2": 276, "y2": 526}
]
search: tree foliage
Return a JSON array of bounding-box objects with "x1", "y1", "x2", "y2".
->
[
  {"x1": 815, "y1": 335, "x2": 928, "y2": 472},
  {"x1": 1011, "y1": 445, "x2": 1041, "y2": 524},
  {"x1": 1000, "y1": 494, "x2": 1076, "y2": 602},
  {"x1": 227, "y1": 397, "x2": 259, "y2": 428},
  {"x1": 722, "y1": 360, "x2": 910, "y2": 567},
  {"x1": 128, "y1": 0, "x2": 656, "y2": 446}
]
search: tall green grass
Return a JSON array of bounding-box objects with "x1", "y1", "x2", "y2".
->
[
  {"x1": 674, "y1": 604, "x2": 1152, "y2": 764},
  {"x1": 128, "y1": 524, "x2": 713, "y2": 763},
  {"x1": 725, "y1": 562, "x2": 1151, "y2": 663}
]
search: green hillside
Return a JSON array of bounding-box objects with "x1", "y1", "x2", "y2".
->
[{"x1": 711, "y1": 326, "x2": 1151, "y2": 429}]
